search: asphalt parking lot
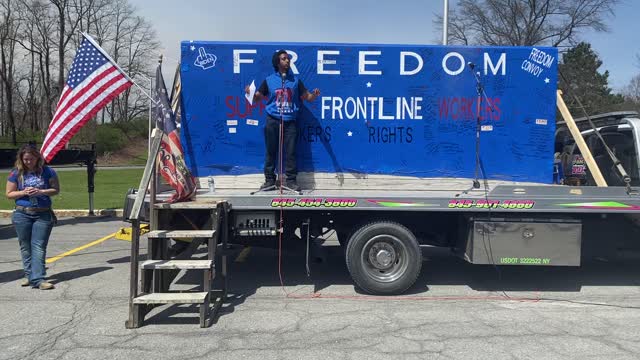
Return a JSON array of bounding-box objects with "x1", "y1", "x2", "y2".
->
[{"x1": 1, "y1": 215, "x2": 640, "y2": 360}]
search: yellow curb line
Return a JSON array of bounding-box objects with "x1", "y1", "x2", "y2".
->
[
  {"x1": 46, "y1": 232, "x2": 117, "y2": 264},
  {"x1": 235, "y1": 246, "x2": 251, "y2": 263}
]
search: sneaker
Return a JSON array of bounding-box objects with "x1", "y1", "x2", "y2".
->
[
  {"x1": 38, "y1": 282, "x2": 54, "y2": 290},
  {"x1": 259, "y1": 180, "x2": 276, "y2": 191},
  {"x1": 285, "y1": 180, "x2": 301, "y2": 191},
  {"x1": 20, "y1": 278, "x2": 30, "y2": 287}
]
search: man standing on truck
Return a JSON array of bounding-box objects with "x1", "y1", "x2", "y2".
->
[{"x1": 245, "y1": 50, "x2": 321, "y2": 191}]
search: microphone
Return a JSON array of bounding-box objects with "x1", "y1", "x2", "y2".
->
[
  {"x1": 281, "y1": 72, "x2": 286, "y2": 82},
  {"x1": 467, "y1": 62, "x2": 475, "y2": 70}
]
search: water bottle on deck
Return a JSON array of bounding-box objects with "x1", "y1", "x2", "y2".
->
[{"x1": 208, "y1": 176, "x2": 215, "y2": 193}]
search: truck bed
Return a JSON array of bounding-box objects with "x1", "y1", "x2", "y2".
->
[{"x1": 146, "y1": 177, "x2": 640, "y2": 214}]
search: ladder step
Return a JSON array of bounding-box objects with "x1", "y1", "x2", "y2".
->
[
  {"x1": 140, "y1": 260, "x2": 213, "y2": 270},
  {"x1": 147, "y1": 230, "x2": 215, "y2": 239},
  {"x1": 133, "y1": 292, "x2": 208, "y2": 304}
]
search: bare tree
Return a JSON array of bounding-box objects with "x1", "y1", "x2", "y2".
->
[
  {"x1": 14, "y1": 0, "x2": 57, "y2": 130},
  {"x1": 105, "y1": 0, "x2": 132, "y2": 123},
  {"x1": 437, "y1": 0, "x2": 619, "y2": 47},
  {"x1": 112, "y1": 14, "x2": 157, "y2": 124},
  {"x1": 0, "y1": 0, "x2": 158, "y2": 145},
  {"x1": 0, "y1": 0, "x2": 20, "y2": 144},
  {"x1": 97, "y1": 0, "x2": 156, "y2": 124},
  {"x1": 48, "y1": 0, "x2": 95, "y2": 95},
  {"x1": 63, "y1": 0, "x2": 158, "y2": 125},
  {"x1": 624, "y1": 75, "x2": 640, "y2": 103}
]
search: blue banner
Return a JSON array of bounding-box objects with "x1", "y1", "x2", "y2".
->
[{"x1": 179, "y1": 41, "x2": 558, "y2": 183}]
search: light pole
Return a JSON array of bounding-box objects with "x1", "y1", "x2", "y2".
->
[{"x1": 443, "y1": 0, "x2": 449, "y2": 45}]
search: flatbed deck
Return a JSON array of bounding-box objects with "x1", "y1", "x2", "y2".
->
[{"x1": 147, "y1": 179, "x2": 640, "y2": 214}]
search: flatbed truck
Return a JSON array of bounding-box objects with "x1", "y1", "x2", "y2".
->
[{"x1": 122, "y1": 41, "x2": 640, "y2": 328}]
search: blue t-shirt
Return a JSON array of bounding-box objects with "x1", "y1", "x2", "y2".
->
[
  {"x1": 7, "y1": 166, "x2": 57, "y2": 208},
  {"x1": 258, "y1": 73, "x2": 308, "y2": 121}
]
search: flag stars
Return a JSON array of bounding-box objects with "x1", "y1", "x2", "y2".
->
[
  {"x1": 65, "y1": 39, "x2": 109, "y2": 87},
  {"x1": 544, "y1": 78, "x2": 550, "y2": 84},
  {"x1": 366, "y1": 82, "x2": 372, "y2": 88},
  {"x1": 347, "y1": 131, "x2": 353, "y2": 137}
]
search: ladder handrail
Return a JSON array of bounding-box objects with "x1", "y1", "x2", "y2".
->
[{"x1": 129, "y1": 128, "x2": 163, "y2": 221}]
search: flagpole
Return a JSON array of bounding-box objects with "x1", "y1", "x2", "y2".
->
[
  {"x1": 149, "y1": 54, "x2": 163, "y2": 155},
  {"x1": 443, "y1": 0, "x2": 449, "y2": 45},
  {"x1": 170, "y1": 63, "x2": 182, "y2": 115},
  {"x1": 147, "y1": 73, "x2": 153, "y2": 155},
  {"x1": 81, "y1": 32, "x2": 156, "y2": 103}
]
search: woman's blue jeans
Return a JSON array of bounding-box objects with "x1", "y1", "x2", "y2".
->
[{"x1": 12, "y1": 209, "x2": 53, "y2": 287}]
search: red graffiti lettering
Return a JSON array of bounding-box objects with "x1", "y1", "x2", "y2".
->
[
  {"x1": 225, "y1": 96, "x2": 265, "y2": 119},
  {"x1": 438, "y1": 97, "x2": 501, "y2": 121}
]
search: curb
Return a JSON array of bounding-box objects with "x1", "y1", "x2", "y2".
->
[{"x1": 0, "y1": 209, "x2": 124, "y2": 218}]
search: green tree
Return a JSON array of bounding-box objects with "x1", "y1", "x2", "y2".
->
[{"x1": 558, "y1": 42, "x2": 623, "y2": 116}]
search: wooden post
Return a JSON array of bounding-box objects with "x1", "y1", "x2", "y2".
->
[
  {"x1": 125, "y1": 219, "x2": 141, "y2": 328},
  {"x1": 126, "y1": 128, "x2": 163, "y2": 328},
  {"x1": 556, "y1": 90, "x2": 607, "y2": 187}
]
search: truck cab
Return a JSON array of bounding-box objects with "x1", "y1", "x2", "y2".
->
[{"x1": 556, "y1": 111, "x2": 640, "y2": 187}]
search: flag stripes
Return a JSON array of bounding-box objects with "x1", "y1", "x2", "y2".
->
[{"x1": 41, "y1": 34, "x2": 133, "y2": 162}]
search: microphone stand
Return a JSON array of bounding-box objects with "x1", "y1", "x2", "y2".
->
[{"x1": 459, "y1": 63, "x2": 495, "y2": 196}]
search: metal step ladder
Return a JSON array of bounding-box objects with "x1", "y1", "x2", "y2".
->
[
  {"x1": 125, "y1": 129, "x2": 230, "y2": 328},
  {"x1": 126, "y1": 203, "x2": 229, "y2": 328}
]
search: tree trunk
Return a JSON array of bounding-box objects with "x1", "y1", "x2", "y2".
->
[
  {"x1": 30, "y1": 47, "x2": 37, "y2": 131},
  {"x1": 57, "y1": 4, "x2": 65, "y2": 95},
  {"x1": 0, "y1": 1, "x2": 17, "y2": 145},
  {"x1": 1, "y1": 46, "x2": 17, "y2": 145},
  {"x1": 0, "y1": 78, "x2": 4, "y2": 137}
]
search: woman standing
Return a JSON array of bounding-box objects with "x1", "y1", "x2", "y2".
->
[{"x1": 5, "y1": 145, "x2": 59, "y2": 290}]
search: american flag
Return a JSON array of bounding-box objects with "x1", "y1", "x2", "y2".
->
[
  {"x1": 41, "y1": 33, "x2": 133, "y2": 162},
  {"x1": 154, "y1": 64, "x2": 196, "y2": 202}
]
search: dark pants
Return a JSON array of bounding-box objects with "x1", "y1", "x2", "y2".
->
[{"x1": 264, "y1": 115, "x2": 297, "y2": 182}]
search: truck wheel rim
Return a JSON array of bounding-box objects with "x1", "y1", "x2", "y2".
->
[{"x1": 361, "y1": 234, "x2": 408, "y2": 283}]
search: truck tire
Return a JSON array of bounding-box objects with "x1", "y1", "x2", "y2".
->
[{"x1": 345, "y1": 221, "x2": 422, "y2": 295}]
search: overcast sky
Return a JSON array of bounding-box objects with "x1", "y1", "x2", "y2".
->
[{"x1": 130, "y1": 0, "x2": 639, "y2": 91}]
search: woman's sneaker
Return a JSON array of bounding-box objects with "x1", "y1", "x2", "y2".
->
[{"x1": 38, "y1": 282, "x2": 54, "y2": 290}]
